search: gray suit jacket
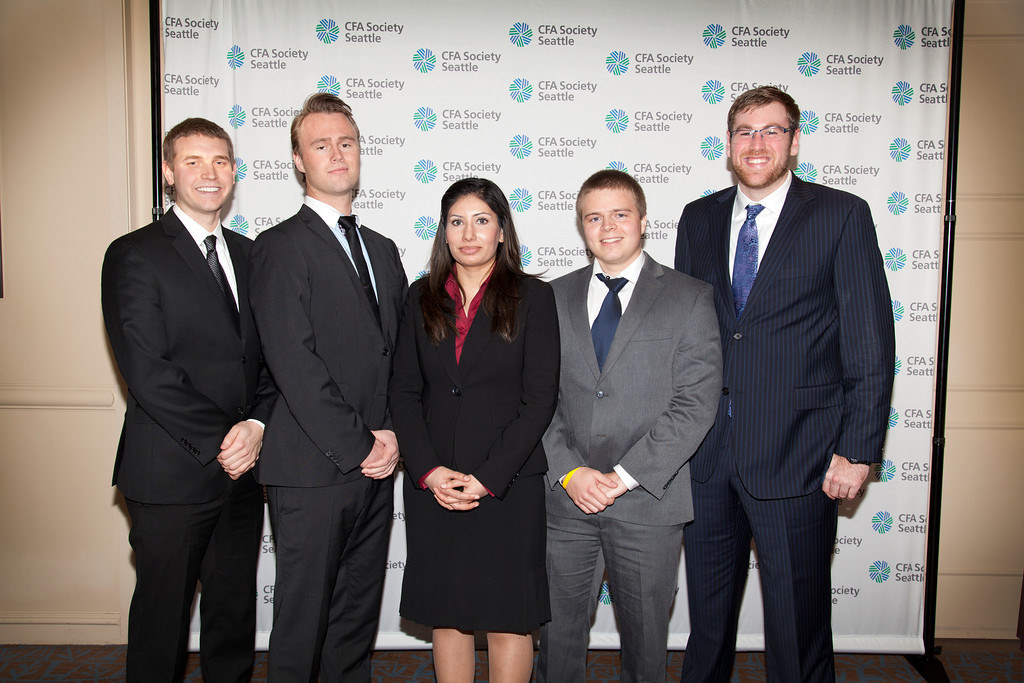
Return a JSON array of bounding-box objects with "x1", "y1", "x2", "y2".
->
[{"x1": 542, "y1": 253, "x2": 722, "y2": 525}]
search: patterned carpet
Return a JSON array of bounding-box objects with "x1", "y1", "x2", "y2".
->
[{"x1": 0, "y1": 641, "x2": 1021, "y2": 681}]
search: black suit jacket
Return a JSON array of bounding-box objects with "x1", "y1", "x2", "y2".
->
[
  {"x1": 390, "y1": 276, "x2": 560, "y2": 499},
  {"x1": 101, "y1": 210, "x2": 275, "y2": 504},
  {"x1": 675, "y1": 176, "x2": 895, "y2": 499},
  {"x1": 248, "y1": 204, "x2": 408, "y2": 487}
]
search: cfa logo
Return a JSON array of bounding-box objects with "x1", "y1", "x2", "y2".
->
[
  {"x1": 253, "y1": 217, "x2": 283, "y2": 227},
  {"x1": 893, "y1": 24, "x2": 916, "y2": 49}
]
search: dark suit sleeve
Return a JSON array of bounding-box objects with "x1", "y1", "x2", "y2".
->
[
  {"x1": 834, "y1": 199, "x2": 895, "y2": 463},
  {"x1": 389, "y1": 289, "x2": 443, "y2": 484},
  {"x1": 472, "y1": 281, "x2": 560, "y2": 498},
  {"x1": 617, "y1": 282, "x2": 722, "y2": 497},
  {"x1": 248, "y1": 228, "x2": 375, "y2": 473},
  {"x1": 101, "y1": 239, "x2": 231, "y2": 464},
  {"x1": 674, "y1": 206, "x2": 693, "y2": 274}
]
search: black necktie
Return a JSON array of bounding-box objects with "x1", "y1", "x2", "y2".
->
[
  {"x1": 203, "y1": 234, "x2": 239, "y2": 328},
  {"x1": 591, "y1": 274, "x2": 627, "y2": 371},
  {"x1": 338, "y1": 215, "x2": 381, "y2": 327}
]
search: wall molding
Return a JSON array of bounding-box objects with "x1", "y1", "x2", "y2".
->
[
  {"x1": 0, "y1": 611, "x2": 120, "y2": 626},
  {"x1": 0, "y1": 385, "x2": 117, "y2": 410}
]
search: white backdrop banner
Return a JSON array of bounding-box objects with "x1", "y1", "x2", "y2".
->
[{"x1": 164, "y1": 0, "x2": 952, "y2": 653}]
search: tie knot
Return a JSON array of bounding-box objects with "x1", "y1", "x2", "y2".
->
[
  {"x1": 597, "y1": 273, "x2": 627, "y2": 294},
  {"x1": 745, "y1": 204, "x2": 765, "y2": 221},
  {"x1": 203, "y1": 234, "x2": 217, "y2": 253},
  {"x1": 338, "y1": 215, "x2": 357, "y2": 236}
]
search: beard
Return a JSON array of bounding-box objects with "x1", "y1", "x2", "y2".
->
[{"x1": 731, "y1": 148, "x2": 792, "y2": 193}]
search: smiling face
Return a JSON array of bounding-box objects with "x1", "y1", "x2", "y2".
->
[
  {"x1": 292, "y1": 111, "x2": 361, "y2": 212},
  {"x1": 727, "y1": 101, "x2": 800, "y2": 201},
  {"x1": 580, "y1": 187, "x2": 645, "y2": 276},
  {"x1": 445, "y1": 193, "x2": 504, "y2": 277},
  {"x1": 161, "y1": 133, "x2": 235, "y2": 231}
]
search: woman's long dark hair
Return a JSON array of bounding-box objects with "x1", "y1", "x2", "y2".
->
[{"x1": 420, "y1": 178, "x2": 530, "y2": 345}]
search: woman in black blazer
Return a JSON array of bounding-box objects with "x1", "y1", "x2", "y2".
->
[{"x1": 390, "y1": 178, "x2": 560, "y2": 681}]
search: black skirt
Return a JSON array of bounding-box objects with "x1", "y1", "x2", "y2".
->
[{"x1": 400, "y1": 473, "x2": 549, "y2": 632}]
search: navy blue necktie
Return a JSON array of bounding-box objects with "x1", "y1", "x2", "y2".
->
[
  {"x1": 732, "y1": 203, "x2": 764, "y2": 317},
  {"x1": 592, "y1": 274, "x2": 627, "y2": 371}
]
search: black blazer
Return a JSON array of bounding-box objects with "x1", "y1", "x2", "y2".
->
[
  {"x1": 675, "y1": 176, "x2": 895, "y2": 499},
  {"x1": 101, "y1": 210, "x2": 275, "y2": 504},
  {"x1": 248, "y1": 204, "x2": 408, "y2": 487},
  {"x1": 390, "y1": 276, "x2": 560, "y2": 499}
]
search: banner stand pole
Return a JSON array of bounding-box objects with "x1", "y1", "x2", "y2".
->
[
  {"x1": 149, "y1": 0, "x2": 164, "y2": 219},
  {"x1": 904, "y1": 0, "x2": 964, "y2": 680}
]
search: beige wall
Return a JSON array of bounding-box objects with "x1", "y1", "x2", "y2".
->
[{"x1": 0, "y1": 0, "x2": 1019, "y2": 645}]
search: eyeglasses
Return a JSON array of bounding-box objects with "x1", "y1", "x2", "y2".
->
[{"x1": 729, "y1": 126, "x2": 792, "y2": 141}]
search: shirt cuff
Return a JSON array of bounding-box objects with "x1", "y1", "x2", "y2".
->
[
  {"x1": 246, "y1": 418, "x2": 265, "y2": 429},
  {"x1": 419, "y1": 466, "x2": 440, "y2": 490},
  {"x1": 613, "y1": 464, "x2": 640, "y2": 491}
]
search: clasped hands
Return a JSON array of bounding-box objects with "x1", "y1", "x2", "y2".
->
[
  {"x1": 360, "y1": 430, "x2": 401, "y2": 479},
  {"x1": 424, "y1": 466, "x2": 488, "y2": 511},
  {"x1": 217, "y1": 420, "x2": 264, "y2": 479},
  {"x1": 565, "y1": 467, "x2": 628, "y2": 514}
]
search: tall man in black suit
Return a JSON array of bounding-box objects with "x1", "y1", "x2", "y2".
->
[
  {"x1": 248, "y1": 93, "x2": 408, "y2": 682},
  {"x1": 674, "y1": 87, "x2": 895, "y2": 681},
  {"x1": 102, "y1": 118, "x2": 275, "y2": 681}
]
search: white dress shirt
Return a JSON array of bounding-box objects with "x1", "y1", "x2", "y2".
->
[
  {"x1": 303, "y1": 196, "x2": 380, "y2": 298},
  {"x1": 174, "y1": 205, "x2": 238, "y2": 307},
  {"x1": 728, "y1": 170, "x2": 793, "y2": 281},
  {"x1": 584, "y1": 251, "x2": 647, "y2": 491}
]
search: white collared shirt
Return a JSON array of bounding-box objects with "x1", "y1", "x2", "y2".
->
[
  {"x1": 586, "y1": 251, "x2": 646, "y2": 326},
  {"x1": 174, "y1": 204, "x2": 238, "y2": 307},
  {"x1": 303, "y1": 196, "x2": 379, "y2": 297},
  {"x1": 583, "y1": 251, "x2": 647, "y2": 491},
  {"x1": 728, "y1": 171, "x2": 793, "y2": 281}
]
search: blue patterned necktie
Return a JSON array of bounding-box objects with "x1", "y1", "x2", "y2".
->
[
  {"x1": 732, "y1": 203, "x2": 764, "y2": 317},
  {"x1": 592, "y1": 274, "x2": 628, "y2": 370}
]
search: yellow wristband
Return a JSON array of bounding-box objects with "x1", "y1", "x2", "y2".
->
[{"x1": 561, "y1": 467, "x2": 582, "y2": 489}]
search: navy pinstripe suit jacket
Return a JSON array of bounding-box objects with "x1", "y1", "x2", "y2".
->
[{"x1": 674, "y1": 176, "x2": 895, "y2": 500}]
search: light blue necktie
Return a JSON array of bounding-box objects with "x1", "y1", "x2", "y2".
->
[
  {"x1": 732, "y1": 204, "x2": 764, "y2": 317},
  {"x1": 591, "y1": 274, "x2": 627, "y2": 370}
]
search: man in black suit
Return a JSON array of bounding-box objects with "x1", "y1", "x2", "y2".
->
[
  {"x1": 248, "y1": 93, "x2": 408, "y2": 682},
  {"x1": 675, "y1": 87, "x2": 895, "y2": 681},
  {"x1": 102, "y1": 118, "x2": 275, "y2": 681}
]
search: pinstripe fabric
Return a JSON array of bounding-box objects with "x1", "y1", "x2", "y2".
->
[
  {"x1": 674, "y1": 177, "x2": 895, "y2": 682},
  {"x1": 675, "y1": 176, "x2": 895, "y2": 498}
]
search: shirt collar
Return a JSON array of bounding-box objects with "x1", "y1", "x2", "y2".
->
[
  {"x1": 594, "y1": 251, "x2": 646, "y2": 283},
  {"x1": 733, "y1": 170, "x2": 792, "y2": 220},
  {"x1": 304, "y1": 195, "x2": 360, "y2": 230},
  {"x1": 173, "y1": 204, "x2": 225, "y2": 249}
]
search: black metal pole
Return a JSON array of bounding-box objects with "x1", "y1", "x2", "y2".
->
[
  {"x1": 905, "y1": 0, "x2": 964, "y2": 680},
  {"x1": 150, "y1": 0, "x2": 163, "y2": 218}
]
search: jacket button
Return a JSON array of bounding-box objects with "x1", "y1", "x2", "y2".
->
[
  {"x1": 596, "y1": 390, "x2": 605, "y2": 398},
  {"x1": 237, "y1": 408, "x2": 244, "y2": 416},
  {"x1": 733, "y1": 332, "x2": 743, "y2": 340},
  {"x1": 722, "y1": 387, "x2": 730, "y2": 395},
  {"x1": 241, "y1": 355, "x2": 247, "y2": 364},
  {"x1": 382, "y1": 348, "x2": 391, "y2": 356},
  {"x1": 451, "y1": 386, "x2": 462, "y2": 396}
]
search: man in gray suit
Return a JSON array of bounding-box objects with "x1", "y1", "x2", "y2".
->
[{"x1": 538, "y1": 170, "x2": 722, "y2": 682}]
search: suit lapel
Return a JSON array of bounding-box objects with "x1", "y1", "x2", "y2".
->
[
  {"x1": 712, "y1": 189, "x2": 738, "y2": 323},
  {"x1": 600, "y1": 255, "x2": 663, "y2": 376},
  {"x1": 165, "y1": 212, "x2": 240, "y2": 336},
  {"x1": 224, "y1": 232, "x2": 251, "y2": 345},
  {"x1": 456, "y1": 304, "x2": 493, "y2": 378},
  {"x1": 567, "y1": 267, "x2": 601, "y2": 380},
  {"x1": 742, "y1": 177, "x2": 814, "y2": 316},
  {"x1": 299, "y1": 205, "x2": 383, "y2": 334}
]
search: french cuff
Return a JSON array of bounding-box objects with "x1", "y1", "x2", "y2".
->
[{"x1": 613, "y1": 464, "x2": 640, "y2": 491}]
